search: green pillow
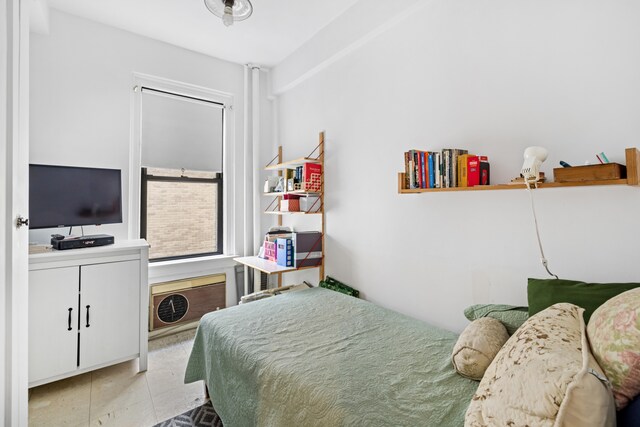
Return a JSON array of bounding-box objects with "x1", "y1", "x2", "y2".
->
[
  {"x1": 464, "y1": 304, "x2": 529, "y2": 335},
  {"x1": 527, "y1": 278, "x2": 640, "y2": 323}
]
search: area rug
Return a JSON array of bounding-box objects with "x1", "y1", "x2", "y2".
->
[{"x1": 154, "y1": 401, "x2": 223, "y2": 427}]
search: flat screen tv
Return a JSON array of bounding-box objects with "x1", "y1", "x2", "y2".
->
[{"x1": 29, "y1": 164, "x2": 123, "y2": 229}]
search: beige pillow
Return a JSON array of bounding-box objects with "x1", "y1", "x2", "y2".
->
[
  {"x1": 452, "y1": 317, "x2": 509, "y2": 380},
  {"x1": 587, "y1": 287, "x2": 640, "y2": 409},
  {"x1": 465, "y1": 303, "x2": 615, "y2": 427}
]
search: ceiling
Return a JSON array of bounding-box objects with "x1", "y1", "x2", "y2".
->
[{"x1": 47, "y1": 0, "x2": 361, "y2": 67}]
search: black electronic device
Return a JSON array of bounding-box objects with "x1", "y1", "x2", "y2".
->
[
  {"x1": 51, "y1": 234, "x2": 115, "y2": 250},
  {"x1": 29, "y1": 164, "x2": 122, "y2": 229}
]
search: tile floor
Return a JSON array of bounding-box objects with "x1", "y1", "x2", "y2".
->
[{"x1": 28, "y1": 329, "x2": 207, "y2": 427}]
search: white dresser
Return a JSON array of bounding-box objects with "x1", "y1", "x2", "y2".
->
[{"x1": 28, "y1": 239, "x2": 149, "y2": 387}]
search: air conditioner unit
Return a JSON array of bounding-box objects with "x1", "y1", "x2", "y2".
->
[{"x1": 149, "y1": 273, "x2": 225, "y2": 333}]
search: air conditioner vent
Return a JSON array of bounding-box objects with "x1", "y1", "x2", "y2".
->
[
  {"x1": 157, "y1": 294, "x2": 189, "y2": 324},
  {"x1": 149, "y1": 273, "x2": 226, "y2": 332}
]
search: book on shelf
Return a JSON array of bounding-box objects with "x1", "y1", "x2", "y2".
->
[
  {"x1": 260, "y1": 228, "x2": 293, "y2": 262},
  {"x1": 436, "y1": 152, "x2": 442, "y2": 188},
  {"x1": 428, "y1": 152, "x2": 435, "y2": 188},
  {"x1": 402, "y1": 149, "x2": 490, "y2": 189},
  {"x1": 262, "y1": 241, "x2": 277, "y2": 262},
  {"x1": 404, "y1": 151, "x2": 411, "y2": 189},
  {"x1": 466, "y1": 155, "x2": 479, "y2": 187},
  {"x1": 302, "y1": 163, "x2": 322, "y2": 192},
  {"x1": 457, "y1": 153, "x2": 471, "y2": 188},
  {"x1": 276, "y1": 238, "x2": 294, "y2": 267},
  {"x1": 257, "y1": 230, "x2": 322, "y2": 269},
  {"x1": 409, "y1": 151, "x2": 415, "y2": 188},
  {"x1": 479, "y1": 156, "x2": 490, "y2": 185},
  {"x1": 450, "y1": 148, "x2": 468, "y2": 188},
  {"x1": 443, "y1": 149, "x2": 451, "y2": 188},
  {"x1": 413, "y1": 150, "x2": 421, "y2": 188},
  {"x1": 404, "y1": 149, "x2": 436, "y2": 189},
  {"x1": 295, "y1": 166, "x2": 303, "y2": 184},
  {"x1": 420, "y1": 151, "x2": 427, "y2": 189}
]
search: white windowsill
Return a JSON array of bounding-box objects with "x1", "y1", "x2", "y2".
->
[{"x1": 148, "y1": 253, "x2": 239, "y2": 285}]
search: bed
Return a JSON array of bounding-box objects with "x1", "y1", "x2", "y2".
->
[{"x1": 184, "y1": 287, "x2": 478, "y2": 426}]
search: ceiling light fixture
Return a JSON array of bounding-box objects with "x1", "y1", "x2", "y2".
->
[{"x1": 204, "y1": 0, "x2": 253, "y2": 27}]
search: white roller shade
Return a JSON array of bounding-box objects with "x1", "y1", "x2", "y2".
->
[{"x1": 141, "y1": 88, "x2": 223, "y2": 172}]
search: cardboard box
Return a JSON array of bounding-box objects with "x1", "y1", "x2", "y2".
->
[
  {"x1": 280, "y1": 199, "x2": 300, "y2": 212},
  {"x1": 553, "y1": 163, "x2": 626, "y2": 183},
  {"x1": 293, "y1": 231, "x2": 322, "y2": 268},
  {"x1": 300, "y1": 196, "x2": 321, "y2": 212}
]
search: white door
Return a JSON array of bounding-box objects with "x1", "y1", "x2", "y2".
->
[
  {"x1": 28, "y1": 267, "x2": 80, "y2": 385},
  {"x1": 79, "y1": 260, "x2": 140, "y2": 369},
  {"x1": 2, "y1": 0, "x2": 29, "y2": 424}
]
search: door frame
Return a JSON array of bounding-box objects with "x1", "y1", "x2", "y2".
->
[{"x1": 2, "y1": 0, "x2": 30, "y2": 424}]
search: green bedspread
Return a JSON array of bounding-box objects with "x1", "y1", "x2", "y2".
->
[{"x1": 185, "y1": 287, "x2": 477, "y2": 427}]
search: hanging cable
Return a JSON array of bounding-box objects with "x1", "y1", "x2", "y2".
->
[{"x1": 525, "y1": 179, "x2": 558, "y2": 279}]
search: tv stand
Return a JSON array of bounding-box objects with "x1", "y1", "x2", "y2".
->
[{"x1": 28, "y1": 239, "x2": 149, "y2": 387}]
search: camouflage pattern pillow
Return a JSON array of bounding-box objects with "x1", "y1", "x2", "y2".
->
[
  {"x1": 466, "y1": 303, "x2": 615, "y2": 427},
  {"x1": 452, "y1": 317, "x2": 509, "y2": 380},
  {"x1": 587, "y1": 288, "x2": 640, "y2": 409}
]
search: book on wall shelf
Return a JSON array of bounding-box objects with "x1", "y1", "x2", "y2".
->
[
  {"x1": 403, "y1": 148, "x2": 489, "y2": 190},
  {"x1": 398, "y1": 147, "x2": 640, "y2": 193}
]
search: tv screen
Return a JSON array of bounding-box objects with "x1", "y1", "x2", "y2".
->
[{"x1": 29, "y1": 164, "x2": 123, "y2": 229}]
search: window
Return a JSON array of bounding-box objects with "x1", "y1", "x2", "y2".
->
[
  {"x1": 141, "y1": 168, "x2": 222, "y2": 260},
  {"x1": 139, "y1": 87, "x2": 224, "y2": 261}
]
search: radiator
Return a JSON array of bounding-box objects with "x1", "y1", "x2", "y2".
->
[{"x1": 149, "y1": 273, "x2": 225, "y2": 332}]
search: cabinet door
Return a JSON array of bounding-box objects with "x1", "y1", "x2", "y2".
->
[
  {"x1": 79, "y1": 260, "x2": 140, "y2": 369},
  {"x1": 29, "y1": 267, "x2": 80, "y2": 384}
]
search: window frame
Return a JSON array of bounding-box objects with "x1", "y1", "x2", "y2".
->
[
  {"x1": 140, "y1": 168, "x2": 224, "y2": 262},
  {"x1": 129, "y1": 73, "x2": 237, "y2": 260}
]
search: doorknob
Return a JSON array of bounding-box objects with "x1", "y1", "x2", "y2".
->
[{"x1": 16, "y1": 216, "x2": 29, "y2": 228}]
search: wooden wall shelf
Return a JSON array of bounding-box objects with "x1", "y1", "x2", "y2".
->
[
  {"x1": 398, "y1": 147, "x2": 640, "y2": 194},
  {"x1": 234, "y1": 256, "x2": 321, "y2": 275},
  {"x1": 264, "y1": 211, "x2": 322, "y2": 216},
  {"x1": 235, "y1": 132, "x2": 326, "y2": 294},
  {"x1": 265, "y1": 157, "x2": 321, "y2": 171}
]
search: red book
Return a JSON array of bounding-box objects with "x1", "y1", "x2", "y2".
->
[
  {"x1": 467, "y1": 156, "x2": 480, "y2": 187},
  {"x1": 479, "y1": 156, "x2": 490, "y2": 185},
  {"x1": 303, "y1": 163, "x2": 322, "y2": 192}
]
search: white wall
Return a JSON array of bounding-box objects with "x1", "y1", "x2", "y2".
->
[
  {"x1": 29, "y1": 9, "x2": 245, "y2": 248},
  {"x1": 274, "y1": 0, "x2": 640, "y2": 332}
]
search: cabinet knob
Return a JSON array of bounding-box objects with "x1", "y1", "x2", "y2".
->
[
  {"x1": 67, "y1": 308, "x2": 73, "y2": 331},
  {"x1": 85, "y1": 305, "x2": 91, "y2": 328}
]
